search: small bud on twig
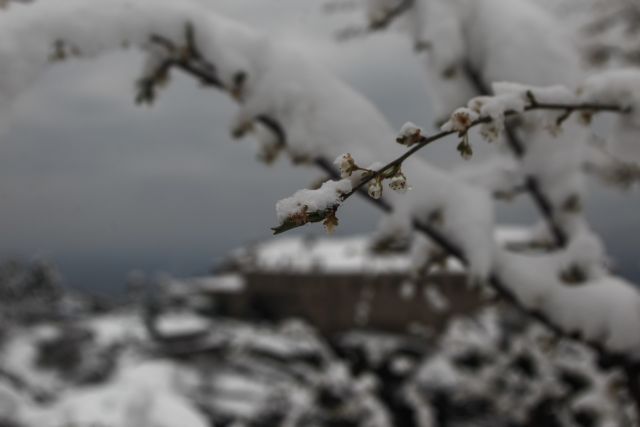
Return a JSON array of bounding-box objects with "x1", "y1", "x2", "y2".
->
[
  {"x1": 388, "y1": 172, "x2": 410, "y2": 193},
  {"x1": 334, "y1": 153, "x2": 358, "y2": 178},
  {"x1": 457, "y1": 134, "x2": 473, "y2": 160},
  {"x1": 396, "y1": 122, "x2": 423, "y2": 146},
  {"x1": 368, "y1": 178, "x2": 383, "y2": 199}
]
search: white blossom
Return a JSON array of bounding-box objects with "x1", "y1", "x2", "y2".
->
[
  {"x1": 334, "y1": 153, "x2": 357, "y2": 178},
  {"x1": 441, "y1": 107, "x2": 479, "y2": 133},
  {"x1": 388, "y1": 173, "x2": 409, "y2": 193},
  {"x1": 396, "y1": 122, "x2": 423, "y2": 146},
  {"x1": 368, "y1": 179, "x2": 383, "y2": 199}
]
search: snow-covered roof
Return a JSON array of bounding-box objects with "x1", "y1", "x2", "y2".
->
[
  {"x1": 232, "y1": 236, "x2": 412, "y2": 274},
  {"x1": 229, "y1": 227, "x2": 533, "y2": 275}
]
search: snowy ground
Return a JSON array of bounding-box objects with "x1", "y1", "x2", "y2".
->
[{"x1": 0, "y1": 287, "x2": 634, "y2": 427}]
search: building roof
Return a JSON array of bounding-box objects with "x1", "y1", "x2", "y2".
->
[{"x1": 228, "y1": 226, "x2": 533, "y2": 275}]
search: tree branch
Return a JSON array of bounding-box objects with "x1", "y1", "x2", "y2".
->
[
  {"x1": 335, "y1": 0, "x2": 415, "y2": 41},
  {"x1": 355, "y1": 5, "x2": 619, "y2": 248},
  {"x1": 368, "y1": 0, "x2": 415, "y2": 30},
  {"x1": 463, "y1": 62, "x2": 572, "y2": 247},
  {"x1": 338, "y1": 97, "x2": 628, "y2": 204},
  {"x1": 138, "y1": 24, "x2": 640, "y2": 410}
]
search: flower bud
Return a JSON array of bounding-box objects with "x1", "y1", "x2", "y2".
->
[
  {"x1": 441, "y1": 107, "x2": 479, "y2": 133},
  {"x1": 396, "y1": 122, "x2": 423, "y2": 146},
  {"x1": 389, "y1": 173, "x2": 409, "y2": 193},
  {"x1": 368, "y1": 179, "x2": 383, "y2": 199},
  {"x1": 334, "y1": 153, "x2": 357, "y2": 178}
]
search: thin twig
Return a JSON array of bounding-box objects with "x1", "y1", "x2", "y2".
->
[
  {"x1": 149, "y1": 33, "x2": 223, "y2": 89},
  {"x1": 340, "y1": 99, "x2": 628, "y2": 203},
  {"x1": 368, "y1": 0, "x2": 415, "y2": 30},
  {"x1": 335, "y1": 0, "x2": 415, "y2": 41}
]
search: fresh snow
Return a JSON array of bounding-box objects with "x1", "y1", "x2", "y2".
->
[
  {"x1": 275, "y1": 179, "x2": 352, "y2": 224},
  {"x1": 0, "y1": 0, "x2": 639, "y2": 368}
]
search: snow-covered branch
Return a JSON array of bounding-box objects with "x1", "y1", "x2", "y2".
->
[
  {"x1": 3, "y1": 0, "x2": 640, "y2": 418},
  {"x1": 274, "y1": 72, "x2": 640, "y2": 407},
  {"x1": 309, "y1": 147, "x2": 640, "y2": 417},
  {"x1": 273, "y1": 81, "x2": 632, "y2": 235},
  {"x1": 352, "y1": 0, "x2": 640, "y2": 251}
]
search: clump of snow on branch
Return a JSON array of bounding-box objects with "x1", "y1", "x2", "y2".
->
[
  {"x1": 453, "y1": 154, "x2": 522, "y2": 196},
  {"x1": 275, "y1": 178, "x2": 351, "y2": 232},
  {"x1": 396, "y1": 121, "x2": 423, "y2": 146},
  {"x1": 492, "y1": 235, "x2": 640, "y2": 356},
  {"x1": 381, "y1": 164, "x2": 496, "y2": 281},
  {"x1": 276, "y1": 179, "x2": 352, "y2": 225},
  {"x1": 579, "y1": 68, "x2": 640, "y2": 164},
  {"x1": 408, "y1": 0, "x2": 475, "y2": 124}
]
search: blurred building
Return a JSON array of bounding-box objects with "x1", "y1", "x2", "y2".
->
[{"x1": 162, "y1": 229, "x2": 530, "y2": 336}]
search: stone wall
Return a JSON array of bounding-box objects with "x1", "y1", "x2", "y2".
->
[{"x1": 213, "y1": 272, "x2": 483, "y2": 336}]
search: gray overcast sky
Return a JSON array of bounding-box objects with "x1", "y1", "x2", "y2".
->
[{"x1": 0, "y1": 1, "x2": 638, "y2": 294}]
